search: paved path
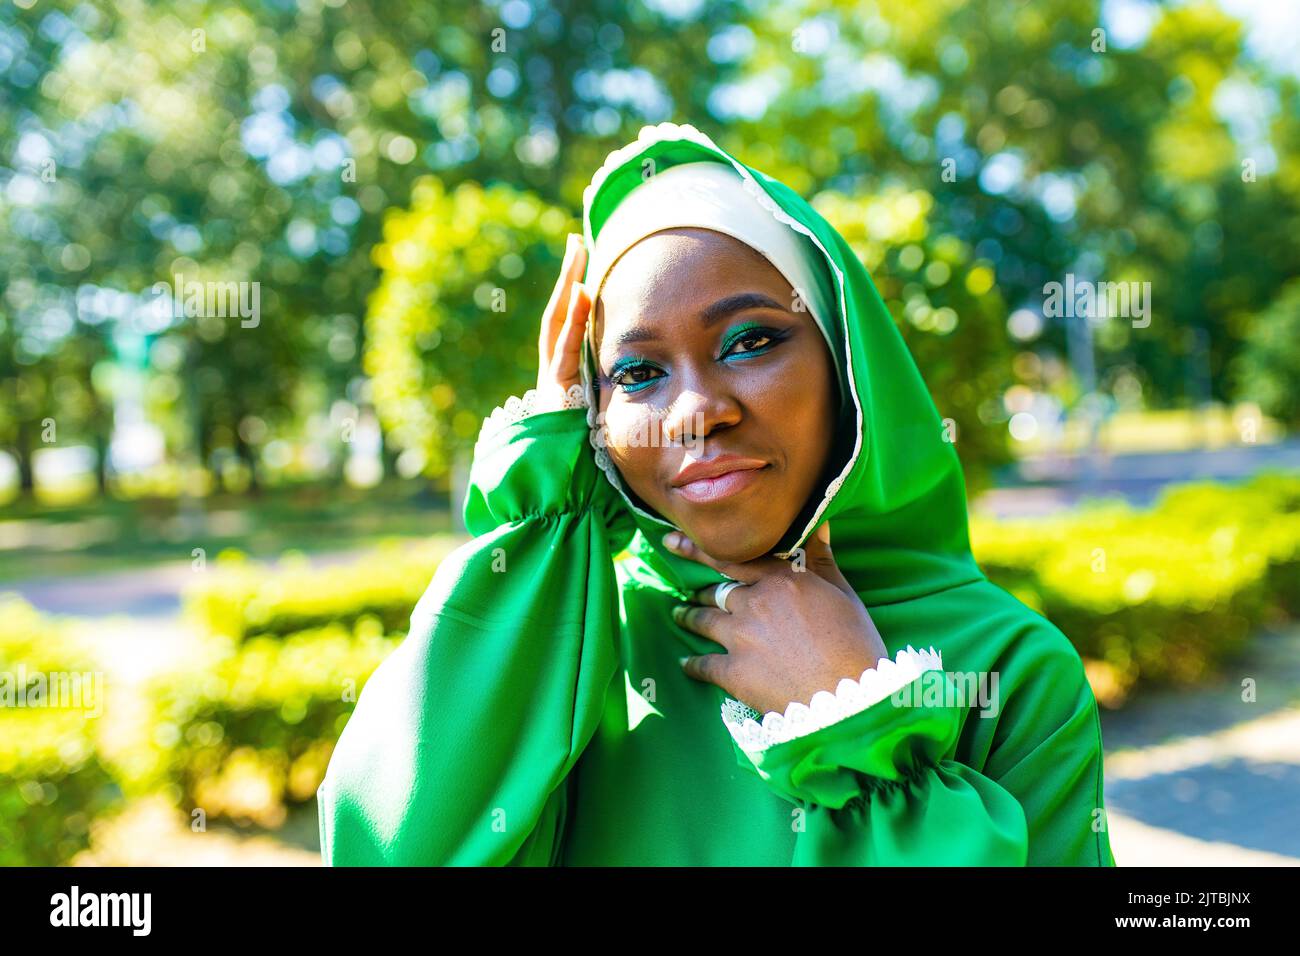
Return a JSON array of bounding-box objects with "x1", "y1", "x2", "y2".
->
[
  {"x1": 979, "y1": 439, "x2": 1300, "y2": 517},
  {"x1": 6, "y1": 548, "x2": 377, "y2": 619},
  {"x1": 1097, "y1": 623, "x2": 1300, "y2": 866},
  {"x1": 1103, "y1": 707, "x2": 1300, "y2": 865}
]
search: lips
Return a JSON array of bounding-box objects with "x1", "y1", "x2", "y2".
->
[{"x1": 671, "y1": 455, "x2": 769, "y2": 504}]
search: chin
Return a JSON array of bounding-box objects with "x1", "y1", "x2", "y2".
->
[{"x1": 676, "y1": 516, "x2": 782, "y2": 564}]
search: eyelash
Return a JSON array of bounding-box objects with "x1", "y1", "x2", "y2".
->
[{"x1": 607, "y1": 323, "x2": 787, "y2": 394}]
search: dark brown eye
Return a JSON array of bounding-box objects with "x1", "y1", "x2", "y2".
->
[
  {"x1": 720, "y1": 324, "x2": 785, "y2": 361},
  {"x1": 731, "y1": 332, "x2": 773, "y2": 352},
  {"x1": 608, "y1": 359, "x2": 664, "y2": 393}
]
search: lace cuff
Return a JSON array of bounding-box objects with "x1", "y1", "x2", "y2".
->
[
  {"x1": 476, "y1": 383, "x2": 589, "y2": 447},
  {"x1": 721, "y1": 645, "x2": 944, "y2": 754}
]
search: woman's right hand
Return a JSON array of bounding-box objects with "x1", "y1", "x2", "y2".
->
[{"x1": 535, "y1": 232, "x2": 592, "y2": 411}]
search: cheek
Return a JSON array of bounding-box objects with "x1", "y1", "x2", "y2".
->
[
  {"x1": 604, "y1": 401, "x2": 651, "y2": 447},
  {"x1": 743, "y1": 345, "x2": 831, "y2": 420},
  {"x1": 601, "y1": 402, "x2": 671, "y2": 479},
  {"x1": 743, "y1": 344, "x2": 836, "y2": 465}
]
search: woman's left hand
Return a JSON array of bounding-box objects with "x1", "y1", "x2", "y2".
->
[{"x1": 664, "y1": 522, "x2": 889, "y2": 716}]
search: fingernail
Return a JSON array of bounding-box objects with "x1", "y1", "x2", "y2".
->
[
  {"x1": 663, "y1": 531, "x2": 681, "y2": 551},
  {"x1": 671, "y1": 605, "x2": 685, "y2": 624},
  {"x1": 677, "y1": 655, "x2": 690, "y2": 669}
]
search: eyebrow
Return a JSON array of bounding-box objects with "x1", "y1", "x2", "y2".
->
[{"x1": 605, "y1": 292, "x2": 789, "y2": 350}]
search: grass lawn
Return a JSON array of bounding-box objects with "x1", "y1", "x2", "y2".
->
[{"x1": 0, "y1": 479, "x2": 454, "y2": 583}]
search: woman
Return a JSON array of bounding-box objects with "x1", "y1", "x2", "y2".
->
[{"x1": 317, "y1": 122, "x2": 1118, "y2": 866}]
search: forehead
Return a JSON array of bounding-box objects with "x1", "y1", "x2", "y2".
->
[{"x1": 592, "y1": 228, "x2": 791, "y2": 339}]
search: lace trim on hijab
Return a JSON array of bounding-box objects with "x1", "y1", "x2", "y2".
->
[
  {"x1": 720, "y1": 645, "x2": 944, "y2": 754},
  {"x1": 475, "y1": 383, "x2": 589, "y2": 448},
  {"x1": 473, "y1": 384, "x2": 628, "y2": 500},
  {"x1": 583, "y1": 380, "x2": 627, "y2": 501}
]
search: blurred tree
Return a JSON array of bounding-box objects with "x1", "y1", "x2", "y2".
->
[
  {"x1": 715, "y1": 0, "x2": 1300, "y2": 480},
  {"x1": 0, "y1": 0, "x2": 742, "y2": 492},
  {"x1": 2, "y1": 0, "x2": 1297, "y2": 501},
  {"x1": 1232, "y1": 278, "x2": 1300, "y2": 427},
  {"x1": 365, "y1": 177, "x2": 575, "y2": 478}
]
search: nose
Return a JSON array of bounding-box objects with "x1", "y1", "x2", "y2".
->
[{"x1": 662, "y1": 379, "x2": 742, "y2": 447}]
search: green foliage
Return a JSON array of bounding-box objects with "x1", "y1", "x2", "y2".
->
[
  {"x1": 1232, "y1": 280, "x2": 1300, "y2": 428},
  {"x1": 0, "y1": 709, "x2": 118, "y2": 866},
  {"x1": 184, "y1": 536, "x2": 461, "y2": 641},
  {"x1": 971, "y1": 473, "x2": 1300, "y2": 704},
  {"x1": 814, "y1": 191, "x2": 1014, "y2": 490},
  {"x1": 5, "y1": 0, "x2": 1298, "y2": 498},
  {"x1": 0, "y1": 596, "x2": 118, "y2": 865},
  {"x1": 0, "y1": 0, "x2": 730, "y2": 493},
  {"x1": 364, "y1": 178, "x2": 576, "y2": 479},
  {"x1": 736, "y1": 1, "x2": 1300, "y2": 419},
  {"x1": 139, "y1": 621, "x2": 399, "y2": 828},
  {"x1": 159, "y1": 536, "x2": 469, "y2": 824}
]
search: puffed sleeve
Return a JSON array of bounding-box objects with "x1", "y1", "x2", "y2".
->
[
  {"x1": 721, "y1": 641, "x2": 1115, "y2": 866},
  {"x1": 317, "y1": 387, "x2": 627, "y2": 866}
]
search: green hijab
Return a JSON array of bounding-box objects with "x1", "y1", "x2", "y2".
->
[{"x1": 578, "y1": 123, "x2": 986, "y2": 606}]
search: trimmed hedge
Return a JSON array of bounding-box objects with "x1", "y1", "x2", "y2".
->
[
  {"x1": 139, "y1": 618, "x2": 400, "y2": 828},
  {"x1": 184, "y1": 536, "x2": 461, "y2": 642},
  {"x1": 0, "y1": 596, "x2": 119, "y2": 865},
  {"x1": 971, "y1": 472, "x2": 1300, "y2": 705}
]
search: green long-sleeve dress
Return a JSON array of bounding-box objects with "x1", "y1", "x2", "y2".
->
[{"x1": 317, "y1": 123, "x2": 1118, "y2": 867}]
